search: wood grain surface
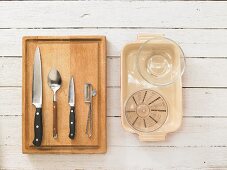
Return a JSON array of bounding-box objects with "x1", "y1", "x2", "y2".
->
[
  {"x1": 22, "y1": 36, "x2": 106, "y2": 153},
  {"x1": 0, "y1": 1, "x2": 227, "y2": 169}
]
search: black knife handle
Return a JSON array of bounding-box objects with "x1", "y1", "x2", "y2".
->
[
  {"x1": 33, "y1": 108, "x2": 43, "y2": 147},
  {"x1": 69, "y1": 106, "x2": 76, "y2": 139}
]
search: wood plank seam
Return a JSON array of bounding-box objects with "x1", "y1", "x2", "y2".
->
[{"x1": 2, "y1": 27, "x2": 227, "y2": 29}]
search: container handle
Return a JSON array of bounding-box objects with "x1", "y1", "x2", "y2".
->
[
  {"x1": 137, "y1": 34, "x2": 165, "y2": 41},
  {"x1": 139, "y1": 133, "x2": 166, "y2": 142}
]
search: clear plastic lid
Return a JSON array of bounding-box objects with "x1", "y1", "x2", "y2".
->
[{"x1": 136, "y1": 37, "x2": 186, "y2": 86}]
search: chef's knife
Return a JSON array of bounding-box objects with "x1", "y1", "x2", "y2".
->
[
  {"x1": 32, "y1": 47, "x2": 43, "y2": 147},
  {"x1": 68, "y1": 77, "x2": 76, "y2": 139}
]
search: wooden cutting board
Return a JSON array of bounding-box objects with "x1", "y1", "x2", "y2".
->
[{"x1": 22, "y1": 36, "x2": 106, "y2": 153}]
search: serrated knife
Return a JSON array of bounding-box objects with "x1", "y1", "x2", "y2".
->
[
  {"x1": 68, "y1": 77, "x2": 76, "y2": 139},
  {"x1": 32, "y1": 47, "x2": 43, "y2": 146}
]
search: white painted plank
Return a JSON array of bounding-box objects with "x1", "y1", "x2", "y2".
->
[
  {"x1": 1, "y1": 116, "x2": 227, "y2": 147},
  {"x1": 1, "y1": 57, "x2": 227, "y2": 87},
  {"x1": 0, "y1": 29, "x2": 227, "y2": 57},
  {"x1": 1, "y1": 87, "x2": 227, "y2": 117},
  {"x1": 0, "y1": 57, "x2": 21, "y2": 87},
  {"x1": 0, "y1": 144, "x2": 227, "y2": 169},
  {"x1": 1, "y1": 1, "x2": 227, "y2": 28},
  {"x1": 0, "y1": 87, "x2": 21, "y2": 115},
  {"x1": 183, "y1": 58, "x2": 227, "y2": 87}
]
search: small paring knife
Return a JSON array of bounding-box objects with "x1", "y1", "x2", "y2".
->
[
  {"x1": 32, "y1": 47, "x2": 43, "y2": 147},
  {"x1": 68, "y1": 77, "x2": 76, "y2": 139}
]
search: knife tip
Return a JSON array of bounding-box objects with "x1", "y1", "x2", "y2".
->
[
  {"x1": 35, "y1": 46, "x2": 40, "y2": 52},
  {"x1": 35, "y1": 47, "x2": 41, "y2": 58},
  {"x1": 69, "y1": 76, "x2": 74, "y2": 89},
  {"x1": 70, "y1": 76, "x2": 74, "y2": 82}
]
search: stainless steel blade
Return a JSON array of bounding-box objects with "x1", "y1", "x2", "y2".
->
[
  {"x1": 68, "y1": 77, "x2": 75, "y2": 106},
  {"x1": 32, "y1": 47, "x2": 42, "y2": 108}
]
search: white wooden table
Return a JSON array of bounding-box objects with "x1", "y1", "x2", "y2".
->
[{"x1": 1, "y1": 1, "x2": 227, "y2": 169}]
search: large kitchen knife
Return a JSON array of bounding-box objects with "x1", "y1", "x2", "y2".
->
[
  {"x1": 32, "y1": 47, "x2": 43, "y2": 146},
  {"x1": 68, "y1": 77, "x2": 76, "y2": 139}
]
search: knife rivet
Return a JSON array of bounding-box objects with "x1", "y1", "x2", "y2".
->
[
  {"x1": 36, "y1": 138, "x2": 38, "y2": 142},
  {"x1": 71, "y1": 122, "x2": 73, "y2": 124},
  {"x1": 71, "y1": 134, "x2": 73, "y2": 136},
  {"x1": 71, "y1": 110, "x2": 73, "y2": 112},
  {"x1": 36, "y1": 125, "x2": 39, "y2": 128},
  {"x1": 36, "y1": 112, "x2": 39, "y2": 115}
]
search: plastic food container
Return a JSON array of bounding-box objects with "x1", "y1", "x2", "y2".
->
[{"x1": 121, "y1": 34, "x2": 185, "y2": 141}]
